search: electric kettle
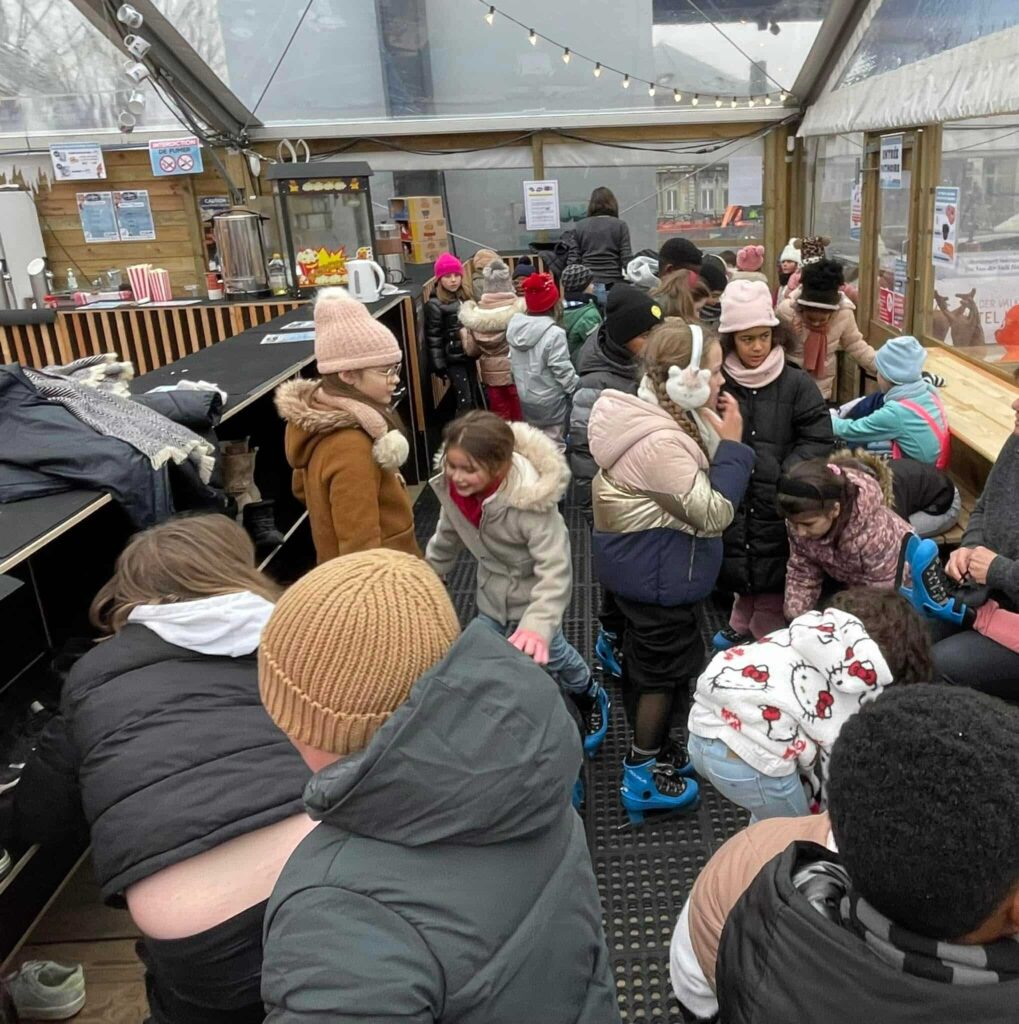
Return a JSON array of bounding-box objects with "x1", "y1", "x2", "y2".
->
[{"x1": 346, "y1": 259, "x2": 386, "y2": 303}]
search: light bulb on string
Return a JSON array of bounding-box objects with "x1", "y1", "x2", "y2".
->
[
  {"x1": 484, "y1": 5, "x2": 495, "y2": 24},
  {"x1": 528, "y1": 27, "x2": 537, "y2": 44},
  {"x1": 673, "y1": 89, "x2": 681, "y2": 102},
  {"x1": 562, "y1": 47, "x2": 571, "y2": 63},
  {"x1": 731, "y1": 96, "x2": 737, "y2": 108},
  {"x1": 622, "y1": 74, "x2": 630, "y2": 88},
  {"x1": 691, "y1": 94, "x2": 699, "y2": 106},
  {"x1": 715, "y1": 97, "x2": 723, "y2": 107},
  {"x1": 780, "y1": 91, "x2": 788, "y2": 101},
  {"x1": 593, "y1": 62, "x2": 602, "y2": 77},
  {"x1": 648, "y1": 82, "x2": 655, "y2": 96},
  {"x1": 764, "y1": 95, "x2": 772, "y2": 105},
  {"x1": 748, "y1": 97, "x2": 756, "y2": 107}
]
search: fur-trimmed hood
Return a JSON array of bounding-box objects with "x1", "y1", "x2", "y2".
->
[
  {"x1": 433, "y1": 422, "x2": 570, "y2": 513},
  {"x1": 275, "y1": 378, "x2": 408, "y2": 471},
  {"x1": 830, "y1": 447, "x2": 895, "y2": 508},
  {"x1": 458, "y1": 295, "x2": 522, "y2": 333}
]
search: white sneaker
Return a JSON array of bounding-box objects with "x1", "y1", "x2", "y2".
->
[{"x1": 5, "y1": 961, "x2": 86, "y2": 1020}]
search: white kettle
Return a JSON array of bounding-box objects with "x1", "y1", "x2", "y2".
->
[{"x1": 346, "y1": 259, "x2": 386, "y2": 303}]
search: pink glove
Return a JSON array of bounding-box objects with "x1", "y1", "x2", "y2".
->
[{"x1": 508, "y1": 628, "x2": 549, "y2": 666}]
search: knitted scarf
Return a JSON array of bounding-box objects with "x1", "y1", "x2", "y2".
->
[
  {"x1": 803, "y1": 326, "x2": 829, "y2": 378},
  {"x1": 794, "y1": 858, "x2": 1019, "y2": 986},
  {"x1": 309, "y1": 384, "x2": 391, "y2": 442},
  {"x1": 25, "y1": 358, "x2": 215, "y2": 483},
  {"x1": 724, "y1": 346, "x2": 785, "y2": 388}
]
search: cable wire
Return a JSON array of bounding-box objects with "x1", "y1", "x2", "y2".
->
[{"x1": 242, "y1": 1, "x2": 316, "y2": 130}]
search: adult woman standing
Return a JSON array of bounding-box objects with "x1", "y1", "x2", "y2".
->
[
  {"x1": 61, "y1": 515, "x2": 313, "y2": 1023},
  {"x1": 567, "y1": 187, "x2": 633, "y2": 293}
]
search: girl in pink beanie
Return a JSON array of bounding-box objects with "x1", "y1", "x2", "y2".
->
[
  {"x1": 274, "y1": 287, "x2": 420, "y2": 563},
  {"x1": 425, "y1": 252, "x2": 480, "y2": 414},
  {"x1": 731, "y1": 245, "x2": 769, "y2": 285},
  {"x1": 713, "y1": 279, "x2": 833, "y2": 648}
]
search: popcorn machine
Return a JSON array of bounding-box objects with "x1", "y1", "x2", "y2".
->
[{"x1": 267, "y1": 161, "x2": 377, "y2": 296}]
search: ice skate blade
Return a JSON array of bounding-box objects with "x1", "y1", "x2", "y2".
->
[{"x1": 617, "y1": 797, "x2": 702, "y2": 830}]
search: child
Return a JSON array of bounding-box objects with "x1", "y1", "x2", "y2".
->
[
  {"x1": 425, "y1": 253, "x2": 478, "y2": 414},
  {"x1": 775, "y1": 237, "x2": 800, "y2": 305},
  {"x1": 458, "y1": 258, "x2": 524, "y2": 422},
  {"x1": 697, "y1": 255, "x2": 729, "y2": 326},
  {"x1": 688, "y1": 588, "x2": 931, "y2": 821},
  {"x1": 778, "y1": 453, "x2": 913, "y2": 621},
  {"x1": 506, "y1": 273, "x2": 579, "y2": 449},
  {"x1": 649, "y1": 268, "x2": 711, "y2": 320},
  {"x1": 275, "y1": 287, "x2": 419, "y2": 562},
  {"x1": 425, "y1": 411, "x2": 610, "y2": 753},
  {"x1": 512, "y1": 257, "x2": 536, "y2": 296},
  {"x1": 730, "y1": 245, "x2": 769, "y2": 285},
  {"x1": 715, "y1": 281, "x2": 833, "y2": 648},
  {"x1": 469, "y1": 247, "x2": 500, "y2": 299},
  {"x1": 777, "y1": 258, "x2": 878, "y2": 401},
  {"x1": 561, "y1": 263, "x2": 604, "y2": 366},
  {"x1": 832, "y1": 335, "x2": 950, "y2": 466},
  {"x1": 588, "y1": 320, "x2": 754, "y2": 821}
]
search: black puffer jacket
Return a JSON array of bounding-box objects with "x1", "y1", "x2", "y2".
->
[
  {"x1": 425, "y1": 295, "x2": 467, "y2": 373},
  {"x1": 62, "y1": 623, "x2": 310, "y2": 904},
  {"x1": 717, "y1": 843, "x2": 1019, "y2": 1024},
  {"x1": 720, "y1": 362, "x2": 832, "y2": 594},
  {"x1": 568, "y1": 325, "x2": 639, "y2": 516}
]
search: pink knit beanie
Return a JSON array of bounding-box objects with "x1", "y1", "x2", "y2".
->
[
  {"x1": 434, "y1": 253, "x2": 464, "y2": 278},
  {"x1": 736, "y1": 245, "x2": 765, "y2": 272},
  {"x1": 313, "y1": 287, "x2": 402, "y2": 374},
  {"x1": 719, "y1": 279, "x2": 780, "y2": 334}
]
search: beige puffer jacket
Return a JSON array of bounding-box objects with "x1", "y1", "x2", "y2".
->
[{"x1": 459, "y1": 292, "x2": 523, "y2": 387}]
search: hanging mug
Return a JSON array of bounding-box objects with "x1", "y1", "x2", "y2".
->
[{"x1": 124, "y1": 34, "x2": 151, "y2": 58}]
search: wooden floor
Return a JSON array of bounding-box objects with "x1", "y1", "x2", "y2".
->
[{"x1": 11, "y1": 860, "x2": 147, "y2": 1022}]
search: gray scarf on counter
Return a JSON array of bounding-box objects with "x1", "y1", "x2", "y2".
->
[{"x1": 25, "y1": 355, "x2": 215, "y2": 483}]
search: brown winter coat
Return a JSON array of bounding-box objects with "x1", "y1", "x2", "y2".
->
[
  {"x1": 776, "y1": 288, "x2": 878, "y2": 400},
  {"x1": 275, "y1": 379, "x2": 420, "y2": 563},
  {"x1": 458, "y1": 292, "x2": 523, "y2": 387}
]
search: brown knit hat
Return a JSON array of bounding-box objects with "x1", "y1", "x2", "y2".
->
[{"x1": 259, "y1": 550, "x2": 461, "y2": 755}]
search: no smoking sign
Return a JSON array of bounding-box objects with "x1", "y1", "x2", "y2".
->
[{"x1": 149, "y1": 136, "x2": 204, "y2": 177}]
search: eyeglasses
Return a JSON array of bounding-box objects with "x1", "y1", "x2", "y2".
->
[{"x1": 368, "y1": 364, "x2": 402, "y2": 381}]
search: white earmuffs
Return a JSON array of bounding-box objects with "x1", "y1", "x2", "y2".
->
[{"x1": 664, "y1": 324, "x2": 712, "y2": 411}]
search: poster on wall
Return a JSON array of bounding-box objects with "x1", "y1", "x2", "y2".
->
[
  {"x1": 849, "y1": 179, "x2": 863, "y2": 240},
  {"x1": 149, "y1": 136, "x2": 204, "y2": 177},
  {"x1": 933, "y1": 253, "x2": 1019, "y2": 346},
  {"x1": 523, "y1": 180, "x2": 561, "y2": 231},
  {"x1": 727, "y1": 156, "x2": 763, "y2": 207},
  {"x1": 879, "y1": 135, "x2": 903, "y2": 190},
  {"x1": 932, "y1": 186, "x2": 960, "y2": 268},
  {"x1": 113, "y1": 190, "x2": 156, "y2": 241},
  {"x1": 50, "y1": 144, "x2": 106, "y2": 181},
  {"x1": 77, "y1": 191, "x2": 120, "y2": 243}
]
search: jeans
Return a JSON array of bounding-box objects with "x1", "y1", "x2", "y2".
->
[
  {"x1": 475, "y1": 614, "x2": 590, "y2": 693},
  {"x1": 687, "y1": 733, "x2": 810, "y2": 822},
  {"x1": 909, "y1": 486, "x2": 962, "y2": 538}
]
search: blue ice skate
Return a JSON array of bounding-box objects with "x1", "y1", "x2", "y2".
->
[
  {"x1": 620, "y1": 758, "x2": 700, "y2": 826},
  {"x1": 898, "y1": 535, "x2": 973, "y2": 627},
  {"x1": 594, "y1": 629, "x2": 622, "y2": 677},
  {"x1": 583, "y1": 686, "x2": 610, "y2": 758}
]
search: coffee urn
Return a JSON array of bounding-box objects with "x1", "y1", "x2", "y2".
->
[{"x1": 212, "y1": 207, "x2": 270, "y2": 295}]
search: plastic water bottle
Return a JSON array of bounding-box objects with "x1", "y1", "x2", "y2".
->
[
  {"x1": 66, "y1": 267, "x2": 78, "y2": 291},
  {"x1": 267, "y1": 253, "x2": 288, "y2": 296}
]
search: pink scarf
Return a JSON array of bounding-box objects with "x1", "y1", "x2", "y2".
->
[{"x1": 724, "y1": 346, "x2": 785, "y2": 388}]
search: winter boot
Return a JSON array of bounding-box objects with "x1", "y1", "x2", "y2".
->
[
  {"x1": 712, "y1": 625, "x2": 753, "y2": 651},
  {"x1": 898, "y1": 535, "x2": 974, "y2": 627},
  {"x1": 657, "y1": 735, "x2": 696, "y2": 778},
  {"x1": 219, "y1": 439, "x2": 261, "y2": 512},
  {"x1": 242, "y1": 500, "x2": 285, "y2": 561},
  {"x1": 581, "y1": 685, "x2": 611, "y2": 757},
  {"x1": 620, "y1": 758, "x2": 699, "y2": 825},
  {"x1": 595, "y1": 629, "x2": 623, "y2": 678}
]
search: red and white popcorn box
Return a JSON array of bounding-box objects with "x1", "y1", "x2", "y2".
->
[
  {"x1": 127, "y1": 263, "x2": 152, "y2": 302},
  {"x1": 149, "y1": 268, "x2": 172, "y2": 302}
]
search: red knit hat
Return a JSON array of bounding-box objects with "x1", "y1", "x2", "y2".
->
[{"x1": 523, "y1": 272, "x2": 559, "y2": 314}]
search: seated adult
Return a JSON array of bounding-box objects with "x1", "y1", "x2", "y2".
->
[
  {"x1": 931, "y1": 392, "x2": 1019, "y2": 699},
  {"x1": 62, "y1": 514, "x2": 313, "y2": 1023},
  {"x1": 258, "y1": 550, "x2": 619, "y2": 1023},
  {"x1": 674, "y1": 685, "x2": 1019, "y2": 1023}
]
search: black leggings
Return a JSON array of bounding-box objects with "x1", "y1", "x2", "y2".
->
[
  {"x1": 137, "y1": 900, "x2": 267, "y2": 1024},
  {"x1": 446, "y1": 364, "x2": 481, "y2": 415},
  {"x1": 930, "y1": 620, "x2": 1019, "y2": 705}
]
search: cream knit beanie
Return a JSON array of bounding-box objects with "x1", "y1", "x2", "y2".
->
[
  {"x1": 313, "y1": 287, "x2": 402, "y2": 374},
  {"x1": 259, "y1": 550, "x2": 461, "y2": 756}
]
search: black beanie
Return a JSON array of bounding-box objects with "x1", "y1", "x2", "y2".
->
[
  {"x1": 606, "y1": 285, "x2": 664, "y2": 345},
  {"x1": 658, "y1": 237, "x2": 703, "y2": 271},
  {"x1": 799, "y1": 259, "x2": 844, "y2": 309},
  {"x1": 698, "y1": 254, "x2": 729, "y2": 294},
  {"x1": 513, "y1": 258, "x2": 536, "y2": 280}
]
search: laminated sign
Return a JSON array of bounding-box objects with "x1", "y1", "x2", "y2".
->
[
  {"x1": 149, "y1": 136, "x2": 204, "y2": 177},
  {"x1": 879, "y1": 135, "x2": 902, "y2": 190}
]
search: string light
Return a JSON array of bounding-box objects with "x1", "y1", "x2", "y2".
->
[
  {"x1": 673, "y1": 89, "x2": 681, "y2": 102},
  {"x1": 748, "y1": 97, "x2": 756, "y2": 107},
  {"x1": 593, "y1": 62, "x2": 602, "y2": 76},
  {"x1": 648, "y1": 82, "x2": 655, "y2": 96},
  {"x1": 562, "y1": 47, "x2": 571, "y2": 63},
  {"x1": 622, "y1": 73, "x2": 630, "y2": 88},
  {"x1": 485, "y1": 5, "x2": 495, "y2": 24},
  {"x1": 715, "y1": 97, "x2": 723, "y2": 107},
  {"x1": 528, "y1": 27, "x2": 536, "y2": 44},
  {"x1": 780, "y1": 91, "x2": 788, "y2": 101},
  {"x1": 691, "y1": 94, "x2": 699, "y2": 105},
  {"x1": 731, "y1": 96, "x2": 738, "y2": 108},
  {"x1": 764, "y1": 95, "x2": 772, "y2": 105}
]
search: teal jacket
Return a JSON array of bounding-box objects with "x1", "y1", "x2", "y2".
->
[
  {"x1": 833, "y1": 381, "x2": 947, "y2": 464},
  {"x1": 563, "y1": 298, "x2": 604, "y2": 367}
]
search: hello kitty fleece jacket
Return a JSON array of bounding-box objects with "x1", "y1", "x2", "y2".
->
[{"x1": 688, "y1": 609, "x2": 892, "y2": 779}]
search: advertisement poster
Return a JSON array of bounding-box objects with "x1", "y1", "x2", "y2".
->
[
  {"x1": 50, "y1": 144, "x2": 106, "y2": 181},
  {"x1": 523, "y1": 180, "x2": 561, "y2": 231},
  {"x1": 879, "y1": 134, "x2": 903, "y2": 190},
  {"x1": 113, "y1": 190, "x2": 156, "y2": 241},
  {"x1": 932, "y1": 186, "x2": 960, "y2": 268},
  {"x1": 149, "y1": 136, "x2": 204, "y2": 177},
  {"x1": 934, "y1": 253, "x2": 1019, "y2": 343},
  {"x1": 77, "y1": 192, "x2": 120, "y2": 243},
  {"x1": 849, "y1": 179, "x2": 863, "y2": 240},
  {"x1": 727, "y1": 155, "x2": 763, "y2": 207}
]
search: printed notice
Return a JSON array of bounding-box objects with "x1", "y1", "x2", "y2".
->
[
  {"x1": 114, "y1": 190, "x2": 156, "y2": 241},
  {"x1": 50, "y1": 144, "x2": 106, "y2": 181},
  {"x1": 149, "y1": 136, "x2": 204, "y2": 177},
  {"x1": 261, "y1": 331, "x2": 316, "y2": 345},
  {"x1": 879, "y1": 135, "x2": 903, "y2": 190},
  {"x1": 850, "y1": 179, "x2": 863, "y2": 240},
  {"x1": 523, "y1": 180, "x2": 561, "y2": 231},
  {"x1": 932, "y1": 186, "x2": 960, "y2": 268},
  {"x1": 77, "y1": 192, "x2": 120, "y2": 243},
  {"x1": 727, "y1": 156, "x2": 763, "y2": 207}
]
